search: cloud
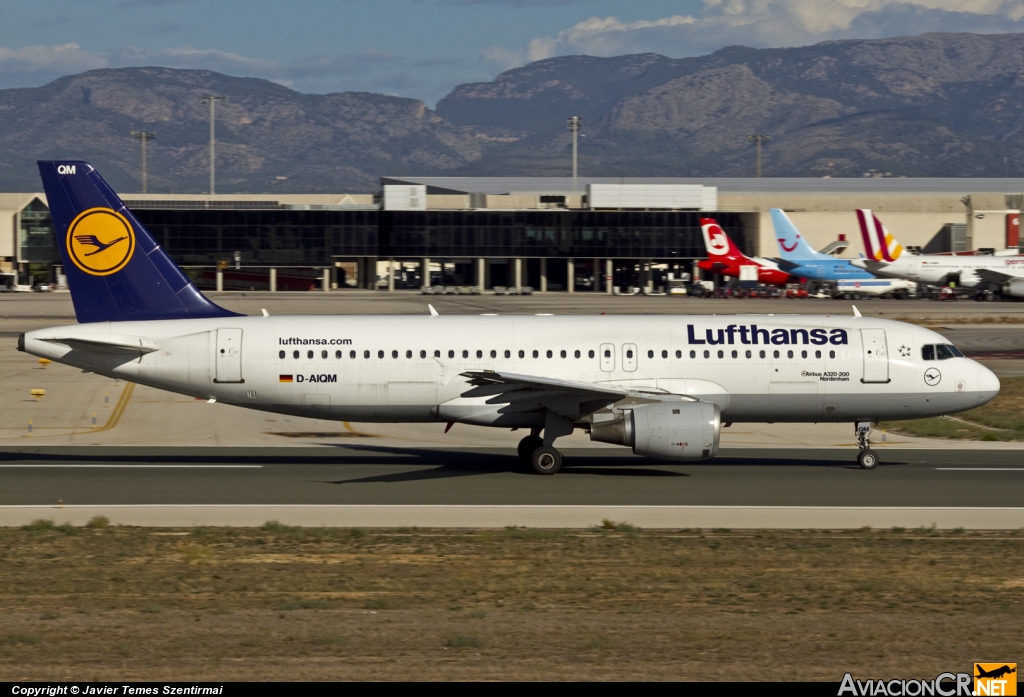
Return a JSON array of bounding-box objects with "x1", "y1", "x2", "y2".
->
[{"x1": 483, "y1": 0, "x2": 1024, "y2": 68}]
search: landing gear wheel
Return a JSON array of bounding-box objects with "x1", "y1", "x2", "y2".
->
[
  {"x1": 858, "y1": 449, "x2": 879, "y2": 470},
  {"x1": 517, "y1": 435, "x2": 543, "y2": 463},
  {"x1": 530, "y1": 446, "x2": 562, "y2": 475}
]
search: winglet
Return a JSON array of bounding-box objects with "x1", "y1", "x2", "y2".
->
[
  {"x1": 261, "y1": 308, "x2": 269, "y2": 317},
  {"x1": 428, "y1": 304, "x2": 438, "y2": 317},
  {"x1": 852, "y1": 305, "x2": 862, "y2": 318}
]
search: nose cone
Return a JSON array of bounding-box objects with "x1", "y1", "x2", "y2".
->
[{"x1": 975, "y1": 363, "x2": 1000, "y2": 407}]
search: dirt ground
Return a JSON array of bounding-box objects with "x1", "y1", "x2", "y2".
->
[{"x1": 0, "y1": 523, "x2": 1021, "y2": 681}]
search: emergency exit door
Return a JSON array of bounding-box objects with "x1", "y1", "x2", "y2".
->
[
  {"x1": 860, "y1": 329, "x2": 889, "y2": 384},
  {"x1": 214, "y1": 328, "x2": 244, "y2": 383},
  {"x1": 623, "y1": 343, "x2": 638, "y2": 372}
]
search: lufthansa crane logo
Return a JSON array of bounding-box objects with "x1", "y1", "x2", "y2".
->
[
  {"x1": 924, "y1": 367, "x2": 941, "y2": 386},
  {"x1": 66, "y1": 208, "x2": 135, "y2": 276}
]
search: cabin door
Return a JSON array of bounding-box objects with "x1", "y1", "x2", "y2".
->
[
  {"x1": 860, "y1": 329, "x2": 890, "y2": 383},
  {"x1": 214, "y1": 328, "x2": 243, "y2": 383}
]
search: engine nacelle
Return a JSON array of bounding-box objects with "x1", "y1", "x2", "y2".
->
[
  {"x1": 1005, "y1": 279, "x2": 1024, "y2": 298},
  {"x1": 590, "y1": 401, "x2": 721, "y2": 461}
]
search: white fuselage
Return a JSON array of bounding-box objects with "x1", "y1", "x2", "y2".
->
[
  {"x1": 22, "y1": 314, "x2": 998, "y2": 427},
  {"x1": 859, "y1": 254, "x2": 1024, "y2": 289}
]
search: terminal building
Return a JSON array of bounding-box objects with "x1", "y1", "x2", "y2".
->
[{"x1": 2, "y1": 177, "x2": 1022, "y2": 292}]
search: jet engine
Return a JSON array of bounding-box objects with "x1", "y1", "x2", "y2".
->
[
  {"x1": 589, "y1": 401, "x2": 721, "y2": 461},
  {"x1": 1005, "y1": 279, "x2": 1024, "y2": 298}
]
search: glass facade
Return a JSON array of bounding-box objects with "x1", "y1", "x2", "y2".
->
[
  {"x1": 19, "y1": 199, "x2": 57, "y2": 263},
  {"x1": 130, "y1": 208, "x2": 745, "y2": 265}
]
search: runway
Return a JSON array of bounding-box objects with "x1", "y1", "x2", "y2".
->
[{"x1": 1, "y1": 445, "x2": 1021, "y2": 528}]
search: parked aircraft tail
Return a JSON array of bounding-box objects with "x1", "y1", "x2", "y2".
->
[
  {"x1": 770, "y1": 208, "x2": 827, "y2": 260},
  {"x1": 856, "y1": 209, "x2": 904, "y2": 263},
  {"x1": 700, "y1": 218, "x2": 746, "y2": 259},
  {"x1": 37, "y1": 160, "x2": 240, "y2": 323}
]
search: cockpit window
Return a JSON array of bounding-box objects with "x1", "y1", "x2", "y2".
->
[
  {"x1": 935, "y1": 344, "x2": 955, "y2": 360},
  {"x1": 947, "y1": 345, "x2": 964, "y2": 358},
  {"x1": 923, "y1": 344, "x2": 964, "y2": 361},
  {"x1": 922, "y1": 345, "x2": 935, "y2": 361}
]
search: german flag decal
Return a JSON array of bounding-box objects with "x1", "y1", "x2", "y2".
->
[{"x1": 279, "y1": 375, "x2": 293, "y2": 383}]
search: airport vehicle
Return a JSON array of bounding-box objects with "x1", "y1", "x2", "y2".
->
[
  {"x1": 19, "y1": 162, "x2": 1000, "y2": 473},
  {"x1": 771, "y1": 209, "x2": 917, "y2": 298},
  {"x1": 697, "y1": 218, "x2": 791, "y2": 285},
  {"x1": 852, "y1": 209, "x2": 1024, "y2": 299}
]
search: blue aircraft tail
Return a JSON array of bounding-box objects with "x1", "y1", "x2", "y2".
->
[
  {"x1": 771, "y1": 208, "x2": 829, "y2": 261},
  {"x1": 38, "y1": 160, "x2": 240, "y2": 323}
]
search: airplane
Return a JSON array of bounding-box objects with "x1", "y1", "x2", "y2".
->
[
  {"x1": 770, "y1": 209, "x2": 917, "y2": 299},
  {"x1": 19, "y1": 161, "x2": 1000, "y2": 473},
  {"x1": 851, "y1": 209, "x2": 1024, "y2": 300},
  {"x1": 697, "y1": 218, "x2": 791, "y2": 285},
  {"x1": 975, "y1": 665, "x2": 1016, "y2": 680}
]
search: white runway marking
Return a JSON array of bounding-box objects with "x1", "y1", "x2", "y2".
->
[
  {"x1": 0, "y1": 465, "x2": 263, "y2": 469},
  {"x1": 934, "y1": 468, "x2": 1024, "y2": 471}
]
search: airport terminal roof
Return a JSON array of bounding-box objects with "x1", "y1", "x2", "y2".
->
[{"x1": 382, "y1": 176, "x2": 1024, "y2": 196}]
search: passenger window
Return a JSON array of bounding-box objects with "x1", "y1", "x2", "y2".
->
[
  {"x1": 322, "y1": 350, "x2": 328, "y2": 359},
  {"x1": 574, "y1": 350, "x2": 581, "y2": 358},
  {"x1": 731, "y1": 350, "x2": 738, "y2": 358},
  {"x1": 760, "y1": 350, "x2": 766, "y2": 358},
  {"x1": 462, "y1": 350, "x2": 469, "y2": 358},
  {"x1": 335, "y1": 350, "x2": 342, "y2": 359},
  {"x1": 703, "y1": 350, "x2": 710, "y2": 358},
  {"x1": 392, "y1": 350, "x2": 398, "y2": 359},
  {"x1": 676, "y1": 350, "x2": 682, "y2": 359},
  {"x1": 935, "y1": 344, "x2": 954, "y2": 360},
  {"x1": 717, "y1": 350, "x2": 724, "y2": 359},
  {"x1": 787, "y1": 350, "x2": 794, "y2": 359},
  {"x1": 648, "y1": 350, "x2": 654, "y2": 359},
  {"x1": 588, "y1": 350, "x2": 594, "y2": 359},
  {"x1": 519, "y1": 350, "x2": 525, "y2": 358},
  {"x1": 773, "y1": 350, "x2": 780, "y2": 359},
  {"x1": 279, "y1": 350, "x2": 285, "y2": 359},
  {"x1": 626, "y1": 350, "x2": 634, "y2": 359},
  {"x1": 420, "y1": 350, "x2": 426, "y2": 359},
  {"x1": 546, "y1": 350, "x2": 552, "y2": 358},
  {"x1": 490, "y1": 350, "x2": 497, "y2": 358},
  {"x1": 293, "y1": 350, "x2": 299, "y2": 359},
  {"x1": 364, "y1": 350, "x2": 370, "y2": 359},
  {"x1": 603, "y1": 349, "x2": 611, "y2": 358},
  {"x1": 662, "y1": 350, "x2": 668, "y2": 359},
  {"x1": 505, "y1": 350, "x2": 511, "y2": 358},
  {"x1": 560, "y1": 350, "x2": 567, "y2": 358},
  {"x1": 434, "y1": 350, "x2": 440, "y2": 358},
  {"x1": 350, "y1": 350, "x2": 356, "y2": 359},
  {"x1": 378, "y1": 350, "x2": 384, "y2": 359},
  {"x1": 308, "y1": 350, "x2": 314, "y2": 359},
  {"x1": 448, "y1": 350, "x2": 455, "y2": 359},
  {"x1": 814, "y1": 350, "x2": 821, "y2": 359},
  {"x1": 745, "y1": 350, "x2": 752, "y2": 359},
  {"x1": 476, "y1": 350, "x2": 482, "y2": 358},
  {"x1": 801, "y1": 350, "x2": 807, "y2": 359},
  {"x1": 690, "y1": 350, "x2": 696, "y2": 358},
  {"x1": 532, "y1": 350, "x2": 539, "y2": 358},
  {"x1": 828, "y1": 350, "x2": 835, "y2": 359},
  {"x1": 407, "y1": 350, "x2": 413, "y2": 359}
]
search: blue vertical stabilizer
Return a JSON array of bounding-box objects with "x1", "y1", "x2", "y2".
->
[
  {"x1": 38, "y1": 160, "x2": 241, "y2": 323},
  {"x1": 771, "y1": 208, "x2": 830, "y2": 261}
]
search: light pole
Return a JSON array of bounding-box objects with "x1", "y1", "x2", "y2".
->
[
  {"x1": 567, "y1": 116, "x2": 582, "y2": 188},
  {"x1": 747, "y1": 134, "x2": 770, "y2": 178},
  {"x1": 131, "y1": 131, "x2": 156, "y2": 193},
  {"x1": 200, "y1": 95, "x2": 225, "y2": 194}
]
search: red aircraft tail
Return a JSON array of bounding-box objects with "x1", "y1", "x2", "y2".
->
[{"x1": 701, "y1": 218, "x2": 746, "y2": 259}]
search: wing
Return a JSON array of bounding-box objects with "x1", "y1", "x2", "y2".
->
[
  {"x1": 74, "y1": 234, "x2": 101, "y2": 247},
  {"x1": 460, "y1": 370, "x2": 629, "y2": 418},
  {"x1": 973, "y1": 268, "x2": 1017, "y2": 284}
]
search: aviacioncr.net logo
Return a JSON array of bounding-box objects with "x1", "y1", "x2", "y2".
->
[{"x1": 66, "y1": 207, "x2": 136, "y2": 276}]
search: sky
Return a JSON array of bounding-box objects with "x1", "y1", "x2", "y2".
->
[{"x1": 2, "y1": 0, "x2": 1024, "y2": 106}]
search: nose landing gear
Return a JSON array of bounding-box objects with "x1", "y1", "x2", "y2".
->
[{"x1": 855, "y1": 421, "x2": 879, "y2": 470}]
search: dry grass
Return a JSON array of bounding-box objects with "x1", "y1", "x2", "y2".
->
[
  {"x1": 0, "y1": 525, "x2": 1022, "y2": 681},
  {"x1": 884, "y1": 376, "x2": 1024, "y2": 441}
]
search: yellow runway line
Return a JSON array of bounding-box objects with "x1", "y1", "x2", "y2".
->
[{"x1": 83, "y1": 382, "x2": 136, "y2": 435}]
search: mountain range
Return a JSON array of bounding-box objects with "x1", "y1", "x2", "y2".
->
[{"x1": 3, "y1": 31, "x2": 1024, "y2": 193}]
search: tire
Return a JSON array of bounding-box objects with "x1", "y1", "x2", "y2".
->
[
  {"x1": 530, "y1": 446, "x2": 562, "y2": 475},
  {"x1": 517, "y1": 435, "x2": 543, "y2": 463},
  {"x1": 858, "y1": 450, "x2": 880, "y2": 470}
]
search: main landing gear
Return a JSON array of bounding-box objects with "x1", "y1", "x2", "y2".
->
[
  {"x1": 855, "y1": 421, "x2": 879, "y2": 470},
  {"x1": 517, "y1": 413, "x2": 574, "y2": 475}
]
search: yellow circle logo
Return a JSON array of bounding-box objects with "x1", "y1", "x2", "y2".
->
[{"x1": 66, "y1": 208, "x2": 136, "y2": 276}]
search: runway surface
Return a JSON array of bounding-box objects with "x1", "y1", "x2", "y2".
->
[{"x1": 1, "y1": 446, "x2": 1021, "y2": 528}]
